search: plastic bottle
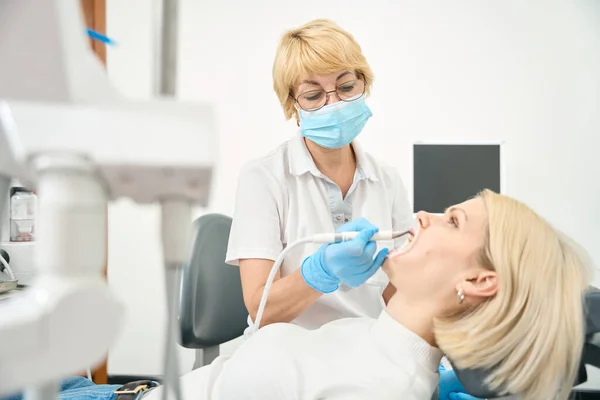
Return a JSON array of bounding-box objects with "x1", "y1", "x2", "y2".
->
[{"x1": 10, "y1": 188, "x2": 37, "y2": 242}]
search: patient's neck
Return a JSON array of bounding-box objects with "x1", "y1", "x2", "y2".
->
[{"x1": 385, "y1": 293, "x2": 437, "y2": 347}]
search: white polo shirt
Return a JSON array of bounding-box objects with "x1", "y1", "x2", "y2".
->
[
  {"x1": 144, "y1": 311, "x2": 443, "y2": 400},
  {"x1": 225, "y1": 133, "x2": 414, "y2": 329}
]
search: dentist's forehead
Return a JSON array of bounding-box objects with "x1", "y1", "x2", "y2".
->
[{"x1": 299, "y1": 71, "x2": 355, "y2": 86}]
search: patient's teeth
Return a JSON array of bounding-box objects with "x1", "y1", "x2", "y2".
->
[{"x1": 388, "y1": 231, "x2": 417, "y2": 258}]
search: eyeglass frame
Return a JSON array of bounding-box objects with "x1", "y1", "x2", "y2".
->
[{"x1": 289, "y1": 74, "x2": 367, "y2": 112}]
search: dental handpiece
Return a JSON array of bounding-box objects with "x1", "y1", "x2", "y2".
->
[
  {"x1": 251, "y1": 228, "x2": 414, "y2": 335},
  {"x1": 311, "y1": 230, "x2": 412, "y2": 243}
]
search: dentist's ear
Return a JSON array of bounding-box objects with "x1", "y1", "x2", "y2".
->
[{"x1": 459, "y1": 270, "x2": 498, "y2": 299}]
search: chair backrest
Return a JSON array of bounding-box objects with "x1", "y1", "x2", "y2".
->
[{"x1": 178, "y1": 213, "x2": 249, "y2": 349}]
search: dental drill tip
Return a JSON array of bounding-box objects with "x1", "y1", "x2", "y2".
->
[{"x1": 392, "y1": 230, "x2": 413, "y2": 239}]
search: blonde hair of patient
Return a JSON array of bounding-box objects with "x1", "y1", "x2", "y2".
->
[
  {"x1": 272, "y1": 19, "x2": 374, "y2": 122},
  {"x1": 435, "y1": 189, "x2": 592, "y2": 400}
]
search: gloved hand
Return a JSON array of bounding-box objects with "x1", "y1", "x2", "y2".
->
[
  {"x1": 448, "y1": 394, "x2": 480, "y2": 400},
  {"x1": 438, "y1": 364, "x2": 483, "y2": 400},
  {"x1": 300, "y1": 218, "x2": 389, "y2": 293}
]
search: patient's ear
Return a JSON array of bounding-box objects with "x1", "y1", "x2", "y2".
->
[{"x1": 459, "y1": 270, "x2": 498, "y2": 299}]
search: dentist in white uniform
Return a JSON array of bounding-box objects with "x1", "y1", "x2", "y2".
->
[{"x1": 225, "y1": 19, "x2": 414, "y2": 332}]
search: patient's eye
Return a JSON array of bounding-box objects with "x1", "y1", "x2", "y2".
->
[{"x1": 448, "y1": 215, "x2": 458, "y2": 228}]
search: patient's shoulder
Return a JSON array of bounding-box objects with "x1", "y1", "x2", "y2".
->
[
  {"x1": 238, "y1": 322, "x2": 308, "y2": 354},
  {"x1": 319, "y1": 316, "x2": 374, "y2": 330},
  {"x1": 213, "y1": 323, "x2": 303, "y2": 398}
]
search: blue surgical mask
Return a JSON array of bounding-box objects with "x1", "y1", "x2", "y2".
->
[{"x1": 298, "y1": 97, "x2": 372, "y2": 149}]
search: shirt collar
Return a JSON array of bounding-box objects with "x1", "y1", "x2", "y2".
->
[
  {"x1": 370, "y1": 310, "x2": 443, "y2": 373},
  {"x1": 288, "y1": 131, "x2": 379, "y2": 182}
]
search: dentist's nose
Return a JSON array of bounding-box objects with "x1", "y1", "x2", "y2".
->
[{"x1": 324, "y1": 90, "x2": 341, "y2": 106}]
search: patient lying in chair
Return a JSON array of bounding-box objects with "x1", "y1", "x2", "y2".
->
[{"x1": 4, "y1": 190, "x2": 591, "y2": 400}]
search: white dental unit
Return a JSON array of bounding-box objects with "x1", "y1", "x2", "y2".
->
[{"x1": 0, "y1": 2, "x2": 215, "y2": 400}]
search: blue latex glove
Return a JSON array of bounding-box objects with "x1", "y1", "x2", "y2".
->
[
  {"x1": 300, "y1": 218, "x2": 389, "y2": 293},
  {"x1": 449, "y1": 394, "x2": 480, "y2": 400},
  {"x1": 438, "y1": 364, "x2": 483, "y2": 400}
]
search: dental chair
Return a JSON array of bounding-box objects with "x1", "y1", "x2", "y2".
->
[
  {"x1": 176, "y1": 214, "x2": 600, "y2": 398},
  {"x1": 178, "y1": 213, "x2": 249, "y2": 370},
  {"x1": 451, "y1": 287, "x2": 600, "y2": 399}
]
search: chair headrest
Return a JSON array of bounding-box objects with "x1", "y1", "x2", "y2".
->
[
  {"x1": 178, "y1": 213, "x2": 248, "y2": 349},
  {"x1": 450, "y1": 287, "x2": 600, "y2": 398}
]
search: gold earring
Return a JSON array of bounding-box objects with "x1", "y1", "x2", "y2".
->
[{"x1": 457, "y1": 288, "x2": 465, "y2": 304}]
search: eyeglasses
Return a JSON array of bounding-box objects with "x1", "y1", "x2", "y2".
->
[{"x1": 292, "y1": 78, "x2": 366, "y2": 112}]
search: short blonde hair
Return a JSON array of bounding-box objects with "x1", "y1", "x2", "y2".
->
[
  {"x1": 435, "y1": 190, "x2": 592, "y2": 400},
  {"x1": 272, "y1": 19, "x2": 374, "y2": 122}
]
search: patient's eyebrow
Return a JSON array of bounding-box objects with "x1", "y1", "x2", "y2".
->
[{"x1": 445, "y1": 206, "x2": 468, "y2": 222}]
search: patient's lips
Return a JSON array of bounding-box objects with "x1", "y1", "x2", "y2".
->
[{"x1": 388, "y1": 223, "x2": 420, "y2": 258}]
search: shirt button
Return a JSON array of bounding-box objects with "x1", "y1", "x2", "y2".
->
[
  {"x1": 335, "y1": 215, "x2": 342, "y2": 221},
  {"x1": 344, "y1": 217, "x2": 349, "y2": 222}
]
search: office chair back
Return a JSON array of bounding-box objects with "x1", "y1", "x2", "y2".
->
[{"x1": 178, "y1": 213, "x2": 249, "y2": 369}]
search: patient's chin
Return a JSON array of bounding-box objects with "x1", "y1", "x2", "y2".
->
[
  {"x1": 382, "y1": 257, "x2": 394, "y2": 273},
  {"x1": 381, "y1": 258, "x2": 390, "y2": 275},
  {"x1": 381, "y1": 257, "x2": 403, "y2": 282}
]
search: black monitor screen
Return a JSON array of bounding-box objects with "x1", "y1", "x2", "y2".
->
[{"x1": 413, "y1": 144, "x2": 501, "y2": 213}]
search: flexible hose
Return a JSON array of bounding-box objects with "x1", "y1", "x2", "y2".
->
[
  {"x1": 249, "y1": 229, "x2": 408, "y2": 334},
  {"x1": 0, "y1": 251, "x2": 16, "y2": 281},
  {"x1": 250, "y1": 237, "x2": 314, "y2": 334}
]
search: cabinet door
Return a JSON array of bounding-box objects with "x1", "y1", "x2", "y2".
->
[{"x1": 79, "y1": 0, "x2": 109, "y2": 385}]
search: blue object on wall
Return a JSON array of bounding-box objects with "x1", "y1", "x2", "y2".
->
[{"x1": 86, "y1": 28, "x2": 116, "y2": 46}]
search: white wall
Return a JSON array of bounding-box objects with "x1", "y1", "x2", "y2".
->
[{"x1": 104, "y1": 0, "x2": 600, "y2": 387}]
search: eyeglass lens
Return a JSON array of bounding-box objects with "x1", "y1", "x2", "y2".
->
[{"x1": 297, "y1": 79, "x2": 365, "y2": 111}]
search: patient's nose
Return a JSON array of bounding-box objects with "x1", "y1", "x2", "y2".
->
[{"x1": 415, "y1": 211, "x2": 430, "y2": 229}]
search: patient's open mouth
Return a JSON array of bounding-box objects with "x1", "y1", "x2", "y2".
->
[{"x1": 388, "y1": 224, "x2": 420, "y2": 258}]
